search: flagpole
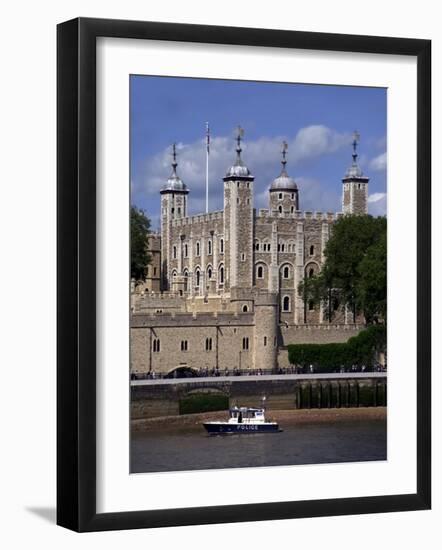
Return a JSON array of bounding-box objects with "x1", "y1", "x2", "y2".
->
[{"x1": 205, "y1": 122, "x2": 209, "y2": 214}]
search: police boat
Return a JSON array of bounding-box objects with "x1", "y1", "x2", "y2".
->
[{"x1": 203, "y1": 401, "x2": 280, "y2": 435}]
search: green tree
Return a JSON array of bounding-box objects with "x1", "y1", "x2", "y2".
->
[
  {"x1": 130, "y1": 206, "x2": 151, "y2": 283},
  {"x1": 288, "y1": 325, "x2": 386, "y2": 371},
  {"x1": 299, "y1": 215, "x2": 386, "y2": 324},
  {"x1": 356, "y1": 231, "x2": 387, "y2": 324}
]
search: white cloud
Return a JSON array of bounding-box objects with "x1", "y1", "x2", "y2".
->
[
  {"x1": 291, "y1": 125, "x2": 350, "y2": 163},
  {"x1": 368, "y1": 192, "x2": 387, "y2": 203},
  {"x1": 133, "y1": 125, "x2": 351, "y2": 219},
  {"x1": 368, "y1": 192, "x2": 387, "y2": 216},
  {"x1": 369, "y1": 152, "x2": 387, "y2": 172}
]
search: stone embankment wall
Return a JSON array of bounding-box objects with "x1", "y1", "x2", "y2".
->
[{"x1": 131, "y1": 375, "x2": 387, "y2": 420}]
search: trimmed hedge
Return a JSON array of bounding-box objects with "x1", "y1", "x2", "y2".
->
[
  {"x1": 179, "y1": 393, "x2": 229, "y2": 415},
  {"x1": 288, "y1": 325, "x2": 386, "y2": 372}
]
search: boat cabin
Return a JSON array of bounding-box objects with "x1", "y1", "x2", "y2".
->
[{"x1": 228, "y1": 407, "x2": 266, "y2": 424}]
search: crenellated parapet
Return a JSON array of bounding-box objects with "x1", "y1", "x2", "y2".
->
[
  {"x1": 257, "y1": 210, "x2": 342, "y2": 221},
  {"x1": 171, "y1": 210, "x2": 224, "y2": 228},
  {"x1": 131, "y1": 310, "x2": 255, "y2": 328}
]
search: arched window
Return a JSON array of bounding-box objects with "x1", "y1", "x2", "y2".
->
[
  {"x1": 195, "y1": 269, "x2": 201, "y2": 287},
  {"x1": 219, "y1": 265, "x2": 224, "y2": 284},
  {"x1": 282, "y1": 296, "x2": 290, "y2": 312},
  {"x1": 308, "y1": 267, "x2": 314, "y2": 278},
  {"x1": 153, "y1": 339, "x2": 160, "y2": 353},
  {"x1": 172, "y1": 270, "x2": 177, "y2": 279},
  {"x1": 205, "y1": 338, "x2": 212, "y2": 351},
  {"x1": 308, "y1": 300, "x2": 315, "y2": 311},
  {"x1": 196, "y1": 241, "x2": 200, "y2": 256},
  {"x1": 283, "y1": 266, "x2": 290, "y2": 279},
  {"x1": 242, "y1": 337, "x2": 249, "y2": 350},
  {"x1": 181, "y1": 340, "x2": 188, "y2": 351},
  {"x1": 310, "y1": 245, "x2": 315, "y2": 256},
  {"x1": 220, "y1": 239, "x2": 224, "y2": 254},
  {"x1": 184, "y1": 244, "x2": 188, "y2": 257},
  {"x1": 208, "y1": 240, "x2": 212, "y2": 255},
  {"x1": 278, "y1": 193, "x2": 283, "y2": 200},
  {"x1": 291, "y1": 206, "x2": 294, "y2": 213},
  {"x1": 183, "y1": 270, "x2": 188, "y2": 292},
  {"x1": 207, "y1": 266, "x2": 212, "y2": 279},
  {"x1": 278, "y1": 205, "x2": 282, "y2": 214},
  {"x1": 173, "y1": 245, "x2": 177, "y2": 259},
  {"x1": 242, "y1": 305, "x2": 248, "y2": 312},
  {"x1": 256, "y1": 265, "x2": 264, "y2": 279}
]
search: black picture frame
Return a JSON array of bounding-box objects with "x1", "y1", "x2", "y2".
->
[{"x1": 57, "y1": 17, "x2": 431, "y2": 532}]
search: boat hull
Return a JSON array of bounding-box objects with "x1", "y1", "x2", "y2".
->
[{"x1": 203, "y1": 422, "x2": 280, "y2": 435}]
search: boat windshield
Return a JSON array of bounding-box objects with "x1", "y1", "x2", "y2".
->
[{"x1": 229, "y1": 408, "x2": 264, "y2": 419}]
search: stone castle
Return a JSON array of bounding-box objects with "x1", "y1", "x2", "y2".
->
[{"x1": 131, "y1": 130, "x2": 370, "y2": 377}]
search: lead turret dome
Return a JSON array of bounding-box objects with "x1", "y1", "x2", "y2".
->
[
  {"x1": 224, "y1": 126, "x2": 254, "y2": 180},
  {"x1": 160, "y1": 143, "x2": 188, "y2": 194},
  {"x1": 342, "y1": 131, "x2": 367, "y2": 181},
  {"x1": 270, "y1": 141, "x2": 297, "y2": 192}
]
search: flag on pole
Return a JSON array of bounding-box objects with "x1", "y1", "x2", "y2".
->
[
  {"x1": 206, "y1": 122, "x2": 210, "y2": 154},
  {"x1": 205, "y1": 122, "x2": 210, "y2": 213}
]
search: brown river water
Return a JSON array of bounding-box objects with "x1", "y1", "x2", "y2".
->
[{"x1": 130, "y1": 417, "x2": 387, "y2": 473}]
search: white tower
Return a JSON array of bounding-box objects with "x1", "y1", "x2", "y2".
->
[
  {"x1": 342, "y1": 131, "x2": 369, "y2": 215},
  {"x1": 160, "y1": 144, "x2": 189, "y2": 290}
]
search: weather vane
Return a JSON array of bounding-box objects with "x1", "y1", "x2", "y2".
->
[
  {"x1": 171, "y1": 143, "x2": 178, "y2": 172},
  {"x1": 235, "y1": 125, "x2": 244, "y2": 159},
  {"x1": 281, "y1": 141, "x2": 288, "y2": 168},
  {"x1": 352, "y1": 131, "x2": 360, "y2": 161},
  {"x1": 352, "y1": 130, "x2": 360, "y2": 148}
]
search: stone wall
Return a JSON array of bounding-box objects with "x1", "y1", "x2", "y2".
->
[
  {"x1": 131, "y1": 309, "x2": 364, "y2": 375},
  {"x1": 131, "y1": 312, "x2": 256, "y2": 375},
  {"x1": 131, "y1": 375, "x2": 387, "y2": 419}
]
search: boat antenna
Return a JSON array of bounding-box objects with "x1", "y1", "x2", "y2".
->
[{"x1": 261, "y1": 395, "x2": 267, "y2": 409}]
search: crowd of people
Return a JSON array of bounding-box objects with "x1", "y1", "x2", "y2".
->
[{"x1": 130, "y1": 362, "x2": 386, "y2": 380}]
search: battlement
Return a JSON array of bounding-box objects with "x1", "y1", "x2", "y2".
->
[
  {"x1": 257, "y1": 210, "x2": 342, "y2": 221},
  {"x1": 281, "y1": 323, "x2": 363, "y2": 331},
  {"x1": 139, "y1": 291, "x2": 183, "y2": 300},
  {"x1": 134, "y1": 291, "x2": 186, "y2": 313},
  {"x1": 171, "y1": 210, "x2": 224, "y2": 228},
  {"x1": 131, "y1": 310, "x2": 255, "y2": 328}
]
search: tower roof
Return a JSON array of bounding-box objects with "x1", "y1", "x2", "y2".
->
[
  {"x1": 224, "y1": 126, "x2": 253, "y2": 180},
  {"x1": 270, "y1": 141, "x2": 297, "y2": 192},
  {"x1": 160, "y1": 143, "x2": 189, "y2": 194},
  {"x1": 343, "y1": 130, "x2": 368, "y2": 180}
]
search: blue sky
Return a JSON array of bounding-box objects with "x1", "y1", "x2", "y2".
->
[{"x1": 130, "y1": 76, "x2": 386, "y2": 230}]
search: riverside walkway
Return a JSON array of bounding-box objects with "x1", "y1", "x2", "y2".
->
[{"x1": 131, "y1": 372, "x2": 386, "y2": 386}]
